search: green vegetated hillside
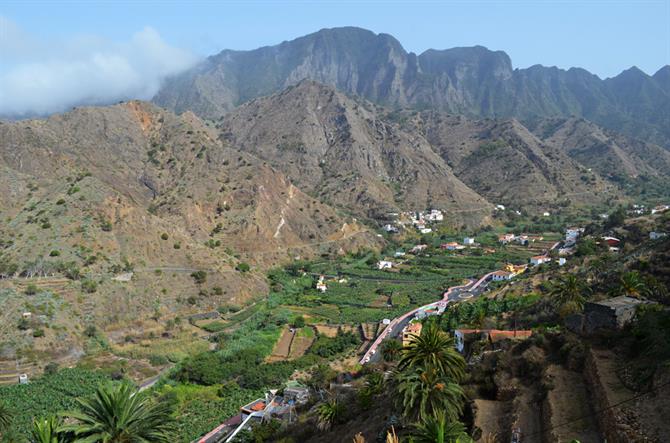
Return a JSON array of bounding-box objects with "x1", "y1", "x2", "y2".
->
[{"x1": 2, "y1": 203, "x2": 668, "y2": 442}]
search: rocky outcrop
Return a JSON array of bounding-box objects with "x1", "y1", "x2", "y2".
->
[{"x1": 154, "y1": 27, "x2": 670, "y2": 147}]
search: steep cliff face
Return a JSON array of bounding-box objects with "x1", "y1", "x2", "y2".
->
[
  {"x1": 217, "y1": 80, "x2": 492, "y2": 226},
  {"x1": 154, "y1": 27, "x2": 670, "y2": 147}
]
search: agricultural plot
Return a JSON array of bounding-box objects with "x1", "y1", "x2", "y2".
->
[
  {"x1": 288, "y1": 327, "x2": 315, "y2": 359},
  {"x1": 267, "y1": 326, "x2": 295, "y2": 362},
  {"x1": 270, "y1": 234, "x2": 544, "y2": 325},
  {"x1": 0, "y1": 368, "x2": 109, "y2": 440}
]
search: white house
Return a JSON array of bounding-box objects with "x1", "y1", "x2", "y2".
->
[
  {"x1": 463, "y1": 237, "x2": 475, "y2": 245},
  {"x1": 426, "y1": 209, "x2": 444, "y2": 222},
  {"x1": 316, "y1": 275, "x2": 327, "y2": 293},
  {"x1": 382, "y1": 318, "x2": 391, "y2": 325},
  {"x1": 530, "y1": 255, "x2": 551, "y2": 266},
  {"x1": 558, "y1": 258, "x2": 567, "y2": 266},
  {"x1": 498, "y1": 233, "x2": 515, "y2": 244},
  {"x1": 377, "y1": 260, "x2": 393, "y2": 270},
  {"x1": 543, "y1": 211, "x2": 551, "y2": 217},
  {"x1": 19, "y1": 374, "x2": 29, "y2": 384},
  {"x1": 394, "y1": 251, "x2": 406, "y2": 257},
  {"x1": 491, "y1": 271, "x2": 514, "y2": 281},
  {"x1": 410, "y1": 244, "x2": 428, "y2": 254},
  {"x1": 420, "y1": 227, "x2": 433, "y2": 234},
  {"x1": 383, "y1": 224, "x2": 398, "y2": 233}
]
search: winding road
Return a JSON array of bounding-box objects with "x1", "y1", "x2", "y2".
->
[{"x1": 359, "y1": 270, "x2": 497, "y2": 364}]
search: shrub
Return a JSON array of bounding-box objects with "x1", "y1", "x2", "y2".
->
[
  {"x1": 191, "y1": 271, "x2": 207, "y2": 285},
  {"x1": 44, "y1": 362, "x2": 59, "y2": 375},
  {"x1": 100, "y1": 219, "x2": 113, "y2": 232},
  {"x1": 236, "y1": 262, "x2": 250, "y2": 273},
  {"x1": 49, "y1": 250, "x2": 60, "y2": 257},
  {"x1": 81, "y1": 279, "x2": 98, "y2": 293},
  {"x1": 25, "y1": 283, "x2": 39, "y2": 295},
  {"x1": 160, "y1": 233, "x2": 169, "y2": 240},
  {"x1": 173, "y1": 242, "x2": 181, "y2": 249},
  {"x1": 212, "y1": 286, "x2": 223, "y2": 296},
  {"x1": 148, "y1": 355, "x2": 169, "y2": 366},
  {"x1": 84, "y1": 325, "x2": 97, "y2": 337},
  {"x1": 32, "y1": 328, "x2": 45, "y2": 338},
  {"x1": 56, "y1": 198, "x2": 66, "y2": 205}
]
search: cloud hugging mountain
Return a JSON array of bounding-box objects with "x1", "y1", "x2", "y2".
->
[{"x1": 0, "y1": 16, "x2": 198, "y2": 117}]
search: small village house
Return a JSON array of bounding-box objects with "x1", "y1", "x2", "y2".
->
[
  {"x1": 463, "y1": 237, "x2": 475, "y2": 245},
  {"x1": 402, "y1": 322, "x2": 423, "y2": 346},
  {"x1": 601, "y1": 236, "x2": 621, "y2": 247},
  {"x1": 377, "y1": 260, "x2": 393, "y2": 270},
  {"x1": 410, "y1": 244, "x2": 428, "y2": 254},
  {"x1": 498, "y1": 233, "x2": 515, "y2": 244},
  {"x1": 530, "y1": 255, "x2": 551, "y2": 266},
  {"x1": 491, "y1": 270, "x2": 514, "y2": 281},
  {"x1": 504, "y1": 263, "x2": 527, "y2": 275},
  {"x1": 316, "y1": 275, "x2": 327, "y2": 292}
]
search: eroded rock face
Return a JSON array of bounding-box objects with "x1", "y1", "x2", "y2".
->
[{"x1": 154, "y1": 27, "x2": 670, "y2": 148}]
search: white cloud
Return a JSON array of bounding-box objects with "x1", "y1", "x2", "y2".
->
[{"x1": 0, "y1": 18, "x2": 198, "y2": 117}]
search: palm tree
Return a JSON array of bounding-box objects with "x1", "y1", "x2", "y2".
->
[
  {"x1": 411, "y1": 413, "x2": 472, "y2": 443},
  {"x1": 316, "y1": 397, "x2": 345, "y2": 431},
  {"x1": 399, "y1": 323, "x2": 465, "y2": 381},
  {"x1": 617, "y1": 271, "x2": 645, "y2": 298},
  {"x1": 549, "y1": 274, "x2": 591, "y2": 316},
  {"x1": 31, "y1": 416, "x2": 66, "y2": 443},
  {"x1": 364, "y1": 372, "x2": 385, "y2": 396},
  {"x1": 0, "y1": 401, "x2": 12, "y2": 433},
  {"x1": 61, "y1": 382, "x2": 175, "y2": 442},
  {"x1": 382, "y1": 339, "x2": 403, "y2": 362},
  {"x1": 394, "y1": 366, "x2": 465, "y2": 423}
]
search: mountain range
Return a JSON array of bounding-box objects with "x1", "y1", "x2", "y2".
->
[{"x1": 154, "y1": 27, "x2": 670, "y2": 148}]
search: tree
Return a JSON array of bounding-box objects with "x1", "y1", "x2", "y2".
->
[
  {"x1": 394, "y1": 366, "x2": 465, "y2": 423},
  {"x1": 616, "y1": 271, "x2": 646, "y2": 298},
  {"x1": 61, "y1": 382, "x2": 175, "y2": 442},
  {"x1": 399, "y1": 323, "x2": 465, "y2": 381},
  {"x1": 292, "y1": 315, "x2": 305, "y2": 328},
  {"x1": 382, "y1": 339, "x2": 403, "y2": 362},
  {"x1": 31, "y1": 416, "x2": 67, "y2": 443},
  {"x1": 316, "y1": 397, "x2": 345, "y2": 431},
  {"x1": 549, "y1": 274, "x2": 592, "y2": 317},
  {"x1": 604, "y1": 207, "x2": 625, "y2": 230},
  {"x1": 411, "y1": 413, "x2": 472, "y2": 443}
]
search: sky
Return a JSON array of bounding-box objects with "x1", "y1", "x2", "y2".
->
[{"x1": 1, "y1": 0, "x2": 669, "y2": 116}]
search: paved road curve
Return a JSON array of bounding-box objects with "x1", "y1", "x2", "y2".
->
[{"x1": 360, "y1": 270, "x2": 497, "y2": 364}]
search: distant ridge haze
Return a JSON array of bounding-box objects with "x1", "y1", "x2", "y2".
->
[{"x1": 153, "y1": 27, "x2": 670, "y2": 148}]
